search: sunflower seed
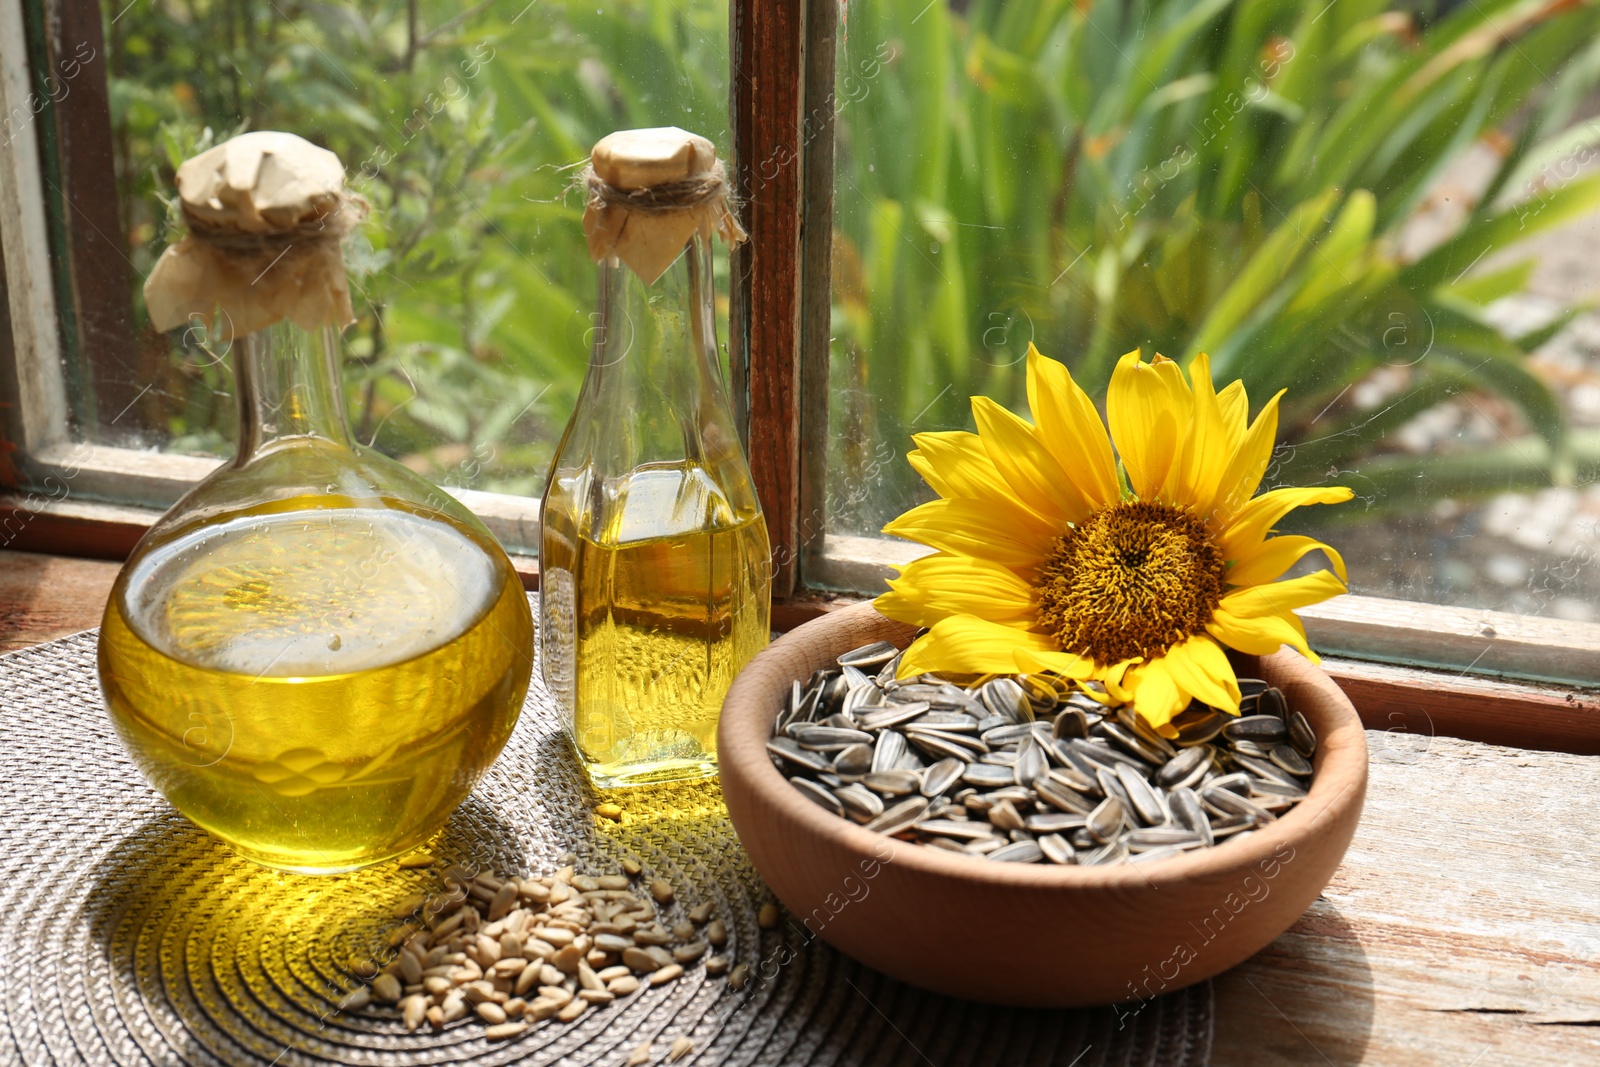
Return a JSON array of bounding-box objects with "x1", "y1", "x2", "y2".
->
[
  {"x1": 987, "y1": 799, "x2": 1026, "y2": 831},
  {"x1": 1026, "y1": 812, "x2": 1087, "y2": 834},
  {"x1": 794, "y1": 725, "x2": 874, "y2": 751},
  {"x1": 1116, "y1": 705, "x2": 1177, "y2": 758},
  {"x1": 1224, "y1": 714, "x2": 1288, "y2": 744},
  {"x1": 981, "y1": 723, "x2": 1036, "y2": 747},
  {"x1": 839, "y1": 640, "x2": 899, "y2": 669},
  {"x1": 1099, "y1": 721, "x2": 1166, "y2": 765},
  {"x1": 1115, "y1": 764, "x2": 1169, "y2": 827},
  {"x1": 980, "y1": 678, "x2": 1034, "y2": 723},
  {"x1": 1172, "y1": 707, "x2": 1229, "y2": 746},
  {"x1": 1209, "y1": 814, "x2": 1255, "y2": 837},
  {"x1": 834, "y1": 743, "x2": 873, "y2": 777},
  {"x1": 791, "y1": 777, "x2": 845, "y2": 817},
  {"x1": 1270, "y1": 743, "x2": 1314, "y2": 778},
  {"x1": 1155, "y1": 744, "x2": 1212, "y2": 790},
  {"x1": 960, "y1": 762, "x2": 1016, "y2": 789},
  {"x1": 1126, "y1": 827, "x2": 1204, "y2": 850},
  {"x1": 871, "y1": 730, "x2": 907, "y2": 773},
  {"x1": 835, "y1": 783, "x2": 884, "y2": 822},
  {"x1": 1087, "y1": 796, "x2": 1125, "y2": 843},
  {"x1": 863, "y1": 769, "x2": 919, "y2": 796},
  {"x1": 767, "y1": 736, "x2": 832, "y2": 773},
  {"x1": 1047, "y1": 766, "x2": 1101, "y2": 796},
  {"x1": 1208, "y1": 771, "x2": 1254, "y2": 796},
  {"x1": 1258, "y1": 686, "x2": 1288, "y2": 719},
  {"x1": 915, "y1": 819, "x2": 999, "y2": 841},
  {"x1": 988, "y1": 840, "x2": 1044, "y2": 863},
  {"x1": 1129, "y1": 846, "x2": 1189, "y2": 864},
  {"x1": 1038, "y1": 833, "x2": 1077, "y2": 864},
  {"x1": 1201, "y1": 786, "x2": 1277, "y2": 823},
  {"x1": 864, "y1": 796, "x2": 930, "y2": 834},
  {"x1": 903, "y1": 731, "x2": 974, "y2": 763},
  {"x1": 1052, "y1": 707, "x2": 1090, "y2": 739},
  {"x1": 1168, "y1": 788, "x2": 1214, "y2": 846},
  {"x1": 918, "y1": 757, "x2": 962, "y2": 797},
  {"x1": 1014, "y1": 737, "x2": 1050, "y2": 787},
  {"x1": 1072, "y1": 737, "x2": 1151, "y2": 772},
  {"x1": 1232, "y1": 753, "x2": 1302, "y2": 789},
  {"x1": 857, "y1": 701, "x2": 928, "y2": 731},
  {"x1": 1081, "y1": 839, "x2": 1128, "y2": 866},
  {"x1": 1035, "y1": 777, "x2": 1097, "y2": 815},
  {"x1": 1249, "y1": 776, "x2": 1307, "y2": 800},
  {"x1": 1097, "y1": 766, "x2": 1132, "y2": 810},
  {"x1": 1288, "y1": 710, "x2": 1316, "y2": 757}
]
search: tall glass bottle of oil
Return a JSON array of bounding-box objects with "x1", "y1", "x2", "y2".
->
[
  {"x1": 98, "y1": 132, "x2": 533, "y2": 872},
  {"x1": 540, "y1": 127, "x2": 771, "y2": 788}
]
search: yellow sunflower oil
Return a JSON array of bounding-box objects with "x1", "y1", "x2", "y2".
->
[
  {"x1": 99, "y1": 500, "x2": 532, "y2": 872},
  {"x1": 541, "y1": 462, "x2": 769, "y2": 787}
]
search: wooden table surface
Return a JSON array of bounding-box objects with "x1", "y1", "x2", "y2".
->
[{"x1": 2, "y1": 548, "x2": 1596, "y2": 1065}]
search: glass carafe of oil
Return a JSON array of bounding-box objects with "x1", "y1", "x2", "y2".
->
[
  {"x1": 98, "y1": 132, "x2": 533, "y2": 873},
  {"x1": 541, "y1": 127, "x2": 770, "y2": 788}
]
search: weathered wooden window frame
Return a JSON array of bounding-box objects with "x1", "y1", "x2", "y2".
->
[{"x1": 1, "y1": 0, "x2": 1596, "y2": 754}]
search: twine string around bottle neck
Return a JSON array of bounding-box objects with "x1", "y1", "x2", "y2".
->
[
  {"x1": 580, "y1": 159, "x2": 746, "y2": 234},
  {"x1": 179, "y1": 191, "x2": 370, "y2": 256}
]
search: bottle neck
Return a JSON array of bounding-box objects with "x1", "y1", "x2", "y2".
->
[
  {"x1": 561, "y1": 227, "x2": 755, "y2": 512},
  {"x1": 234, "y1": 319, "x2": 353, "y2": 464}
]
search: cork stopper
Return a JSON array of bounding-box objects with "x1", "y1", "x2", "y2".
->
[
  {"x1": 582, "y1": 127, "x2": 744, "y2": 285},
  {"x1": 590, "y1": 127, "x2": 717, "y2": 190},
  {"x1": 175, "y1": 131, "x2": 346, "y2": 233},
  {"x1": 144, "y1": 131, "x2": 365, "y2": 340}
]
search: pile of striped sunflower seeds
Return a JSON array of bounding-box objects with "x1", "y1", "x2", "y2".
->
[{"x1": 768, "y1": 641, "x2": 1318, "y2": 866}]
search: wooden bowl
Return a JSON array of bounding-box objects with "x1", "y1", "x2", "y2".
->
[{"x1": 719, "y1": 602, "x2": 1367, "y2": 1008}]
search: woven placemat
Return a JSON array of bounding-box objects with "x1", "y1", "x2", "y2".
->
[{"x1": 0, "y1": 610, "x2": 1212, "y2": 1066}]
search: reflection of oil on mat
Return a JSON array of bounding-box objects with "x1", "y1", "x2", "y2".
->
[{"x1": 0, "y1": 610, "x2": 1213, "y2": 1065}]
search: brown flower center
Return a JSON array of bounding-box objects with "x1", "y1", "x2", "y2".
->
[{"x1": 1035, "y1": 500, "x2": 1225, "y2": 665}]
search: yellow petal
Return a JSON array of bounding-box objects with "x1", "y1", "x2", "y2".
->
[
  {"x1": 876, "y1": 553, "x2": 1038, "y2": 628},
  {"x1": 1218, "y1": 484, "x2": 1354, "y2": 560},
  {"x1": 1108, "y1": 350, "x2": 1189, "y2": 500},
  {"x1": 1216, "y1": 380, "x2": 1248, "y2": 440},
  {"x1": 1122, "y1": 659, "x2": 1185, "y2": 728},
  {"x1": 1013, "y1": 647, "x2": 1098, "y2": 680},
  {"x1": 1025, "y1": 344, "x2": 1118, "y2": 509},
  {"x1": 1218, "y1": 570, "x2": 1347, "y2": 619},
  {"x1": 1162, "y1": 352, "x2": 1229, "y2": 511},
  {"x1": 1153, "y1": 634, "x2": 1241, "y2": 714},
  {"x1": 907, "y1": 431, "x2": 1020, "y2": 505},
  {"x1": 896, "y1": 614, "x2": 1059, "y2": 679},
  {"x1": 1211, "y1": 390, "x2": 1286, "y2": 528},
  {"x1": 1207, "y1": 606, "x2": 1314, "y2": 659},
  {"x1": 1228, "y1": 534, "x2": 1348, "y2": 587},
  {"x1": 970, "y1": 396, "x2": 1093, "y2": 523},
  {"x1": 884, "y1": 498, "x2": 1055, "y2": 570}
]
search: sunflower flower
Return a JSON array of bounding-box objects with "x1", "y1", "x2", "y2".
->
[{"x1": 875, "y1": 345, "x2": 1352, "y2": 733}]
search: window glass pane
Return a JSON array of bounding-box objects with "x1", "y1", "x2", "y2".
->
[
  {"x1": 78, "y1": 0, "x2": 728, "y2": 529},
  {"x1": 826, "y1": 0, "x2": 1600, "y2": 633}
]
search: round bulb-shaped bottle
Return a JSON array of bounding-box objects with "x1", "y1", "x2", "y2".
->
[{"x1": 98, "y1": 134, "x2": 532, "y2": 872}]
